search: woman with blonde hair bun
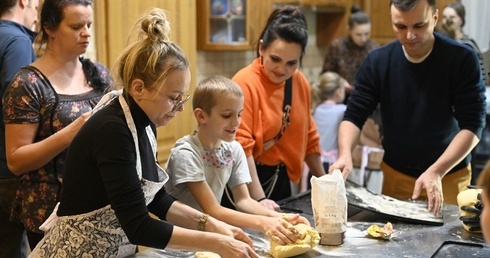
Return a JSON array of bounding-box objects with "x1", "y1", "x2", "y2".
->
[{"x1": 29, "y1": 8, "x2": 258, "y2": 257}]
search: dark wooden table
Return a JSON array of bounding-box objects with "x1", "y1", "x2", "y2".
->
[{"x1": 132, "y1": 191, "x2": 488, "y2": 257}]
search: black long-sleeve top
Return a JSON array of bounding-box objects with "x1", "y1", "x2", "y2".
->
[{"x1": 58, "y1": 94, "x2": 175, "y2": 249}]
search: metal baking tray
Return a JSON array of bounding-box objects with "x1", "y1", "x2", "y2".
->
[
  {"x1": 277, "y1": 190, "x2": 313, "y2": 215},
  {"x1": 345, "y1": 180, "x2": 444, "y2": 226},
  {"x1": 431, "y1": 240, "x2": 490, "y2": 257},
  {"x1": 277, "y1": 181, "x2": 444, "y2": 226}
]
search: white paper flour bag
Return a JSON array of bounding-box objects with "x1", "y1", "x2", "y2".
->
[{"x1": 310, "y1": 169, "x2": 347, "y2": 245}]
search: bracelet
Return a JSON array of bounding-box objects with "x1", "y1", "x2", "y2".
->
[
  {"x1": 198, "y1": 213, "x2": 208, "y2": 231},
  {"x1": 257, "y1": 197, "x2": 267, "y2": 202}
]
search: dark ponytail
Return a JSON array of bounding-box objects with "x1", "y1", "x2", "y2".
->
[{"x1": 80, "y1": 57, "x2": 112, "y2": 92}]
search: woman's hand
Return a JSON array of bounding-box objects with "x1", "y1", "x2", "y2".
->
[
  {"x1": 261, "y1": 216, "x2": 300, "y2": 245},
  {"x1": 205, "y1": 216, "x2": 254, "y2": 248},
  {"x1": 212, "y1": 235, "x2": 260, "y2": 258},
  {"x1": 60, "y1": 111, "x2": 92, "y2": 143}
]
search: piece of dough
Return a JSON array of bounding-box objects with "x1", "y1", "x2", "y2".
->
[
  {"x1": 270, "y1": 224, "x2": 320, "y2": 258},
  {"x1": 366, "y1": 222, "x2": 393, "y2": 239},
  {"x1": 457, "y1": 188, "x2": 483, "y2": 232},
  {"x1": 195, "y1": 251, "x2": 221, "y2": 258}
]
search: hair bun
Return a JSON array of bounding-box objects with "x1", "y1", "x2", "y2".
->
[
  {"x1": 351, "y1": 4, "x2": 362, "y2": 14},
  {"x1": 141, "y1": 8, "x2": 171, "y2": 43},
  {"x1": 277, "y1": 7, "x2": 307, "y2": 29}
]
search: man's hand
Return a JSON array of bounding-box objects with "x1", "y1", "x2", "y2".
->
[
  {"x1": 329, "y1": 154, "x2": 353, "y2": 180},
  {"x1": 412, "y1": 171, "x2": 443, "y2": 216}
]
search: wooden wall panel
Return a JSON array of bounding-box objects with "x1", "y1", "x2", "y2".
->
[
  {"x1": 362, "y1": 0, "x2": 393, "y2": 45},
  {"x1": 248, "y1": 0, "x2": 275, "y2": 48},
  {"x1": 155, "y1": 0, "x2": 198, "y2": 165}
]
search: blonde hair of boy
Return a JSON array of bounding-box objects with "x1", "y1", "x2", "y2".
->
[{"x1": 193, "y1": 75, "x2": 243, "y2": 114}]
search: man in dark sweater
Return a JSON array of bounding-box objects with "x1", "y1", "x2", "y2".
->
[
  {"x1": 331, "y1": 0, "x2": 486, "y2": 216},
  {"x1": 0, "y1": 0, "x2": 38, "y2": 257}
]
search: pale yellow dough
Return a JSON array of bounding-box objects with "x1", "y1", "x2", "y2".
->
[
  {"x1": 457, "y1": 188, "x2": 483, "y2": 232},
  {"x1": 195, "y1": 251, "x2": 221, "y2": 258},
  {"x1": 270, "y1": 224, "x2": 320, "y2": 258}
]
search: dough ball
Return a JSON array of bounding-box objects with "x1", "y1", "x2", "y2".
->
[
  {"x1": 457, "y1": 188, "x2": 483, "y2": 232},
  {"x1": 195, "y1": 251, "x2": 221, "y2": 258},
  {"x1": 270, "y1": 223, "x2": 320, "y2": 258}
]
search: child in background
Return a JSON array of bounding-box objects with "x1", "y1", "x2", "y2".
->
[
  {"x1": 165, "y1": 75, "x2": 309, "y2": 245},
  {"x1": 301, "y1": 72, "x2": 346, "y2": 191},
  {"x1": 311, "y1": 71, "x2": 347, "y2": 169}
]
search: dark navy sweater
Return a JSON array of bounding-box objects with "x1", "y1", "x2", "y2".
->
[{"x1": 344, "y1": 33, "x2": 486, "y2": 177}]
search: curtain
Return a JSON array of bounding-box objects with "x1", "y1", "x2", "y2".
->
[{"x1": 462, "y1": 0, "x2": 490, "y2": 52}]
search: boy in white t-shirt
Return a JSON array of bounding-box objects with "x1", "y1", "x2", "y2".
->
[{"x1": 165, "y1": 75, "x2": 309, "y2": 244}]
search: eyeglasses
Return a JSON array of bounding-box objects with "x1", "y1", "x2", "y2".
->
[
  {"x1": 155, "y1": 87, "x2": 191, "y2": 112},
  {"x1": 170, "y1": 94, "x2": 190, "y2": 113},
  {"x1": 158, "y1": 92, "x2": 190, "y2": 113}
]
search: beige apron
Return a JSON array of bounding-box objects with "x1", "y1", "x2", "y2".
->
[{"x1": 30, "y1": 92, "x2": 168, "y2": 258}]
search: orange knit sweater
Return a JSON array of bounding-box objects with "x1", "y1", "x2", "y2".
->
[{"x1": 233, "y1": 58, "x2": 321, "y2": 183}]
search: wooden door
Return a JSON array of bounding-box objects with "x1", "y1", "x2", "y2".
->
[
  {"x1": 94, "y1": 0, "x2": 197, "y2": 165},
  {"x1": 248, "y1": 0, "x2": 274, "y2": 48},
  {"x1": 316, "y1": 0, "x2": 353, "y2": 46}
]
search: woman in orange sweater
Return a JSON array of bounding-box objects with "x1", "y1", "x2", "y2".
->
[{"x1": 232, "y1": 6, "x2": 326, "y2": 210}]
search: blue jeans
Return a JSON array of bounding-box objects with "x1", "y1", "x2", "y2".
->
[{"x1": 0, "y1": 177, "x2": 29, "y2": 258}]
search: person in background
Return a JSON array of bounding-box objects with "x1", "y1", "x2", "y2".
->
[
  {"x1": 477, "y1": 160, "x2": 490, "y2": 243},
  {"x1": 0, "y1": 0, "x2": 39, "y2": 256},
  {"x1": 311, "y1": 71, "x2": 346, "y2": 171},
  {"x1": 319, "y1": 4, "x2": 383, "y2": 192},
  {"x1": 320, "y1": 4, "x2": 379, "y2": 104},
  {"x1": 166, "y1": 75, "x2": 310, "y2": 245},
  {"x1": 442, "y1": 1, "x2": 486, "y2": 83},
  {"x1": 30, "y1": 8, "x2": 257, "y2": 257},
  {"x1": 232, "y1": 6, "x2": 326, "y2": 211},
  {"x1": 331, "y1": 0, "x2": 486, "y2": 216},
  {"x1": 300, "y1": 72, "x2": 346, "y2": 191},
  {"x1": 3, "y1": 0, "x2": 114, "y2": 249},
  {"x1": 434, "y1": 16, "x2": 455, "y2": 39},
  {"x1": 440, "y1": 2, "x2": 487, "y2": 185}
]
